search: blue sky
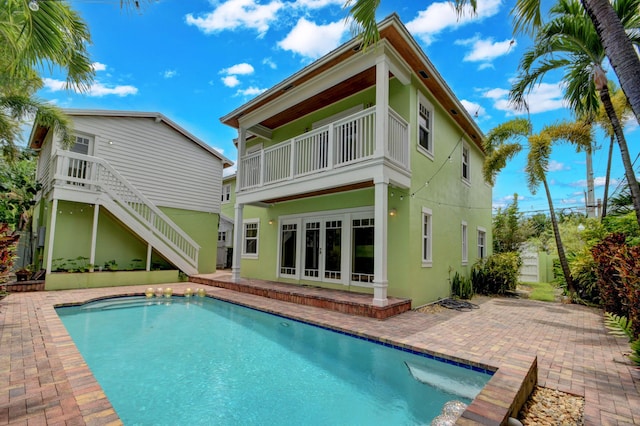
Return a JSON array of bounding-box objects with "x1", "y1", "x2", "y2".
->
[{"x1": 36, "y1": 0, "x2": 639, "y2": 215}]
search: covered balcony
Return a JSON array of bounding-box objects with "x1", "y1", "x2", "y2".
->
[{"x1": 237, "y1": 105, "x2": 410, "y2": 203}]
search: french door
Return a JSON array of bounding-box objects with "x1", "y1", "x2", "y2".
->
[
  {"x1": 278, "y1": 209, "x2": 373, "y2": 286},
  {"x1": 303, "y1": 218, "x2": 342, "y2": 281}
]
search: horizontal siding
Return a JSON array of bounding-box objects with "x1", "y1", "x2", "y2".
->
[{"x1": 72, "y1": 116, "x2": 223, "y2": 213}]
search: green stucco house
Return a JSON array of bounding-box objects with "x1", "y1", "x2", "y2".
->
[
  {"x1": 28, "y1": 110, "x2": 232, "y2": 289},
  {"x1": 219, "y1": 14, "x2": 492, "y2": 308}
]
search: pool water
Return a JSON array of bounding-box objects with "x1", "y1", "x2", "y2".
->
[{"x1": 57, "y1": 296, "x2": 491, "y2": 425}]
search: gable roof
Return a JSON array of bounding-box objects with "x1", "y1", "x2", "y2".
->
[
  {"x1": 29, "y1": 109, "x2": 233, "y2": 167},
  {"x1": 220, "y1": 13, "x2": 484, "y2": 151}
]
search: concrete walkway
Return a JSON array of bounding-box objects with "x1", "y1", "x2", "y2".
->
[{"x1": 1, "y1": 284, "x2": 639, "y2": 425}]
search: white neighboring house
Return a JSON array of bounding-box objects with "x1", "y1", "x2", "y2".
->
[{"x1": 28, "y1": 109, "x2": 232, "y2": 286}]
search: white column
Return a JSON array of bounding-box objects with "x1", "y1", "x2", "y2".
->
[
  {"x1": 373, "y1": 178, "x2": 389, "y2": 307},
  {"x1": 89, "y1": 204, "x2": 99, "y2": 272},
  {"x1": 146, "y1": 243, "x2": 152, "y2": 271},
  {"x1": 45, "y1": 198, "x2": 59, "y2": 274},
  {"x1": 231, "y1": 203, "x2": 244, "y2": 281},
  {"x1": 237, "y1": 127, "x2": 247, "y2": 190},
  {"x1": 374, "y1": 55, "x2": 389, "y2": 159}
]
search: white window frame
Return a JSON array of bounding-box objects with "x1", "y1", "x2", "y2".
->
[
  {"x1": 462, "y1": 143, "x2": 470, "y2": 184},
  {"x1": 221, "y1": 184, "x2": 231, "y2": 203},
  {"x1": 218, "y1": 231, "x2": 226, "y2": 242},
  {"x1": 242, "y1": 219, "x2": 259, "y2": 258},
  {"x1": 421, "y1": 207, "x2": 433, "y2": 267},
  {"x1": 417, "y1": 92, "x2": 434, "y2": 159},
  {"x1": 461, "y1": 221, "x2": 468, "y2": 265},
  {"x1": 477, "y1": 227, "x2": 487, "y2": 259}
]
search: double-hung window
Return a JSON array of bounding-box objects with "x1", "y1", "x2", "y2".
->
[
  {"x1": 461, "y1": 221, "x2": 468, "y2": 265},
  {"x1": 242, "y1": 220, "x2": 259, "y2": 257},
  {"x1": 221, "y1": 184, "x2": 231, "y2": 203},
  {"x1": 477, "y1": 228, "x2": 486, "y2": 259},
  {"x1": 417, "y1": 93, "x2": 434, "y2": 158},
  {"x1": 422, "y1": 207, "x2": 432, "y2": 267},
  {"x1": 462, "y1": 143, "x2": 470, "y2": 183}
]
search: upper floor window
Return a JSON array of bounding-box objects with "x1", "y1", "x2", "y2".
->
[
  {"x1": 221, "y1": 184, "x2": 231, "y2": 203},
  {"x1": 417, "y1": 93, "x2": 434, "y2": 158},
  {"x1": 462, "y1": 143, "x2": 470, "y2": 183},
  {"x1": 70, "y1": 135, "x2": 92, "y2": 155},
  {"x1": 422, "y1": 207, "x2": 432, "y2": 267},
  {"x1": 218, "y1": 231, "x2": 226, "y2": 242}
]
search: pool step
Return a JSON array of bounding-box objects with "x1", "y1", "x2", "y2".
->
[{"x1": 189, "y1": 275, "x2": 412, "y2": 319}]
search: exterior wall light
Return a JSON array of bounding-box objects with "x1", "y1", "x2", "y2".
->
[{"x1": 389, "y1": 209, "x2": 397, "y2": 217}]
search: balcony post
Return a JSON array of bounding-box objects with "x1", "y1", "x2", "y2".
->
[
  {"x1": 231, "y1": 203, "x2": 244, "y2": 281},
  {"x1": 372, "y1": 177, "x2": 389, "y2": 307},
  {"x1": 375, "y1": 55, "x2": 389, "y2": 159},
  {"x1": 237, "y1": 127, "x2": 247, "y2": 190},
  {"x1": 327, "y1": 124, "x2": 334, "y2": 170}
]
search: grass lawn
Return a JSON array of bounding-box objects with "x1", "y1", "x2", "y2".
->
[{"x1": 519, "y1": 282, "x2": 558, "y2": 302}]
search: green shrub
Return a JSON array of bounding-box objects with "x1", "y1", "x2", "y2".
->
[
  {"x1": 451, "y1": 271, "x2": 474, "y2": 299},
  {"x1": 569, "y1": 248, "x2": 599, "y2": 304},
  {"x1": 472, "y1": 252, "x2": 522, "y2": 295}
]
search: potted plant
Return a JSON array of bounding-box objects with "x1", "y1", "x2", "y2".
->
[{"x1": 15, "y1": 266, "x2": 31, "y2": 281}]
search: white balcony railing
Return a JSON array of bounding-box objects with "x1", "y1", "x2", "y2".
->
[{"x1": 239, "y1": 106, "x2": 409, "y2": 191}]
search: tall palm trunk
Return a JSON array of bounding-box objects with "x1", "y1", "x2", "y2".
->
[
  {"x1": 582, "y1": 0, "x2": 640, "y2": 124},
  {"x1": 598, "y1": 84, "x2": 640, "y2": 227},
  {"x1": 543, "y1": 176, "x2": 576, "y2": 294},
  {"x1": 601, "y1": 134, "x2": 614, "y2": 219}
]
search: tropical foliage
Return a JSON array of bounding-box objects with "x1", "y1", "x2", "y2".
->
[
  {"x1": 510, "y1": 0, "x2": 640, "y2": 228},
  {"x1": 471, "y1": 252, "x2": 522, "y2": 295},
  {"x1": 0, "y1": 149, "x2": 40, "y2": 230},
  {"x1": 0, "y1": 0, "x2": 93, "y2": 158}
]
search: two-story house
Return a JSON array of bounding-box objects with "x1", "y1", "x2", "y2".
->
[
  {"x1": 220, "y1": 14, "x2": 492, "y2": 308},
  {"x1": 28, "y1": 109, "x2": 232, "y2": 289}
]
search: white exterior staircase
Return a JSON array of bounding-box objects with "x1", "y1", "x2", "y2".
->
[{"x1": 49, "y1": 150, "x2": 200, "y2": 275}]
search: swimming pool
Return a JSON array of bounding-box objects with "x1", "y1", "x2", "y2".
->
[{"x1": 57, "y1": 295, "x2": 491, "y2": 425}]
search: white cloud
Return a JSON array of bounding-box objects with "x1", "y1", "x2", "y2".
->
[
  {"x1": 406, "y1": 0, "x2": 502, "y2": 45},
  {"x1": 292, "y1": 0, "x2": 342, "y2": 8},
  {"x1": 237, "y1": 86, "x2": 267, "y2": 96},
  {"x1": 163, "y1": 70, "x2": 178, "y2": 78},
  {"x1": 547, "y1": 160, "x2": 569, "y2": 172},
  {"x1": 92, "y1": 62, "x2": 106, "y2": 71},
  {"x1": 222, "y1": 75, "x2": 241, "y2": 87},
  {"x1": 278, "y1": 18, "x2": 347, "y2": 59},
  {"x1": 456, "y1": 36, "x2": 516, "y2": 68},
  {"x1": 483, "y1": 82, "x2": 565, "y2": 115},
  {"x1": 185, "y1": 0, "x2": 283, "y2": 36},
  {"x1": 262, "y1": 57, "x2": 277, "y2": 69},
  {"x1": 221, "y1": 63, "x2": 255, "y2": 76},
  {"x1": 460, "y1": 99, "x2": 486, "y2": 119},
  {"x1": 572, "y1": 176, "x2": 618, "y2": 187},
  {"x1": 43, "y1": 78, "x2": 138, "y2": 97}
]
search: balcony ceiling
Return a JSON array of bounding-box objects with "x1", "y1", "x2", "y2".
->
[{"x1": 260, "y1": 67, "x2": 377, "y2": 130}]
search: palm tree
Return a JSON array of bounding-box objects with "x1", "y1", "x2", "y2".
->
[
  {"x1": 345, "y1": 0, "x2": 640, "y2": 125},
  {"x1": 593, "y1": 86, "x2": 633, "y2": 218},
  {"x1": 483, "y1": 118, "x2": 592, "y2": 295},
  {"x1": 510, "y1": 0, "x2": 640, "y2": 228},
  {"x1": 0, "y1": 0, "x2": 92, "y2": 157}
]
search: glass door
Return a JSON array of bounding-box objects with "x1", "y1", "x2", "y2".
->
[
  {"x1": 304, "y1": 221, "x2": 321, "y2": 278},
  {"x1": 324, "y1": 219, "x2": 342, "y2": 280}
]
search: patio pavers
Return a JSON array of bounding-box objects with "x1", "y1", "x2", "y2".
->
[{"x1": 1, "y1": 283, "x2": 639, "y2": 425}]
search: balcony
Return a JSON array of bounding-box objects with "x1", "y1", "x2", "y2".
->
[{"x1": 238, "y1": 106, "x2": 409, "y2": 194}]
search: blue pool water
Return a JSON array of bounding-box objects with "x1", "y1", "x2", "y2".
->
[{"x1": 57, "y1": 296, "x2": 491, "y2": 425}]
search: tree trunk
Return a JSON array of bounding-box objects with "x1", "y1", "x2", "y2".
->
[
  {"x1": 543, "y1": 177, "x2": 576, "y2": 295},
  {"x1": 599, "y1": 85, "x2": 640, "y2": 228},
  {"x1": 601, "y1": 134, "x2": 615, "y2": 219},
  {"x1": 581, "y1": 0, "x2": 640, "y2": 124}
]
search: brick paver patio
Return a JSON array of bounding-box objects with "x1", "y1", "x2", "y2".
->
[{"x1": 1, "y1": 283, "x2": 639, "y2": 425}]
